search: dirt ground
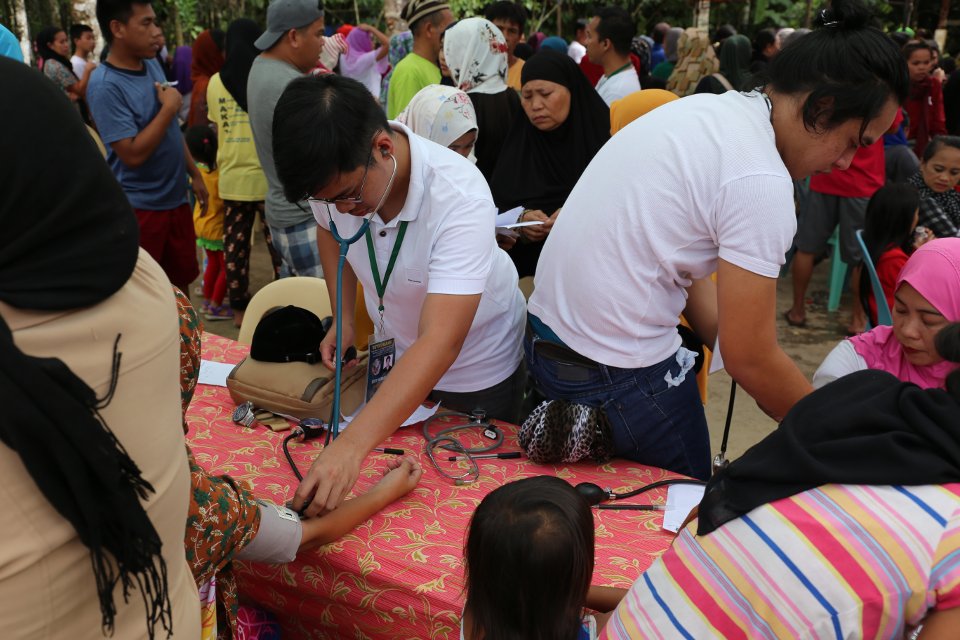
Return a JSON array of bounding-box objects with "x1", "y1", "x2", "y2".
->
[{"x1": 196, "y1": 237, "x2": 850, "y2": 464}]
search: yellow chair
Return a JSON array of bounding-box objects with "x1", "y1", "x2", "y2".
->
[
  {"x1": 354, "y1": 283, "x2": 374, "y2": 350},
  {"x1": 237, "y1": 277, "x2": 332, "y2": 344}
]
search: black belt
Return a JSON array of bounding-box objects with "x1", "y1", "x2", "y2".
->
[{"x1": 526, "y1": 322, "x2": 601, "y2": 370}]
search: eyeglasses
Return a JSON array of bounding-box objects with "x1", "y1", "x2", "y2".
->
[{"x1": 303, "y1": 132, "x2": 380, "y2": 206}]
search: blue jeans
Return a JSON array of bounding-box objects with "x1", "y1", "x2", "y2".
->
[{"x1": 524, "y1": 333, "x2": 711, "y2": 480}]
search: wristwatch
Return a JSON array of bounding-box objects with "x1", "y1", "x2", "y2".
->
[{"x1": 232, "y1": 401, "x2": 256, "y2": 428}]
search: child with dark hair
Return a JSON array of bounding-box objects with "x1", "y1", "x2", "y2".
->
[
  {"x1": 462, "y1": 476, "x2": 600, "y2": 640},
  {"x1": 69, "y1": 23, "x2": 96, "y2": 78},
  {"x1": 858, "y1": 183, "x2": 929, "y2": 325},
  {"x1": 904, "y1": 39, "x2": 947, "y2": 158},
  {"x1": 185, "y1": 126, "x2": 229, "y2": 321}
]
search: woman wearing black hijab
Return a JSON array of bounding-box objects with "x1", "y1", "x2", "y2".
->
[
  {"x1": 490, "y1": 49, "x2": 610, "y2": 277},
  {"x1": 208, "y1": 19, "x2": 283, "y2": 326},
  {"x1": 0, "y1": 57, "x2": 199, "y2": 638}
]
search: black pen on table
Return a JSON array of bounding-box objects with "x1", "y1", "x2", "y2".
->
[
  {"x1": 374, "y1": 447, "x2": 405, "y2": 455},
  {"x1": 596, "y1": 504, "x2": 667, "y2": 511},
  {"x1": 446, "y1": 451, "x2": 523, "y2": 461}
]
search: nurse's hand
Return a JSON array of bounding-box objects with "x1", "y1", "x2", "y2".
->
[
  {"x1": 319, "y1": 322, "x2": 358, "y2": 370},
  {"x1": 292, "y1": 440, "x2": 363, "y2": 516}
]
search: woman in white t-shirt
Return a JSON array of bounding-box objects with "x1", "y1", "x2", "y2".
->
[
  {"x1": 526, "y1": 0, "x2": 909, "y2": 480},
  {"x1": 272, "y1": 73, "x2": 526, "y2": 517}
]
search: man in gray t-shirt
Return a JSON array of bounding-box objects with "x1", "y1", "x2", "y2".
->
[{"x1": 248, "y1": 0, "x2": 326, "y2": 277}]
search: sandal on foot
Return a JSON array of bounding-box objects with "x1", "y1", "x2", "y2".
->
[
  {"x1": 204, "y1": 305, "x2": 234, "y2": 321},
  {"x1": 783, "y1": 310, "x2": 807, "y2": 328}
]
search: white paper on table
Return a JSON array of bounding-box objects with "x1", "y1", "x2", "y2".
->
[
  {"x1": 662, "y1": 484, "x2": 706, "y2": 533},
  {"x1": 198, "y1": 360, "x2": 235, "y2": 387},
  {"x1": 337, "y1": 403, "x2": 440, "y2": 432},
  {"x1": 708, "y1": 337, "x2": 724, "y2": 374}
]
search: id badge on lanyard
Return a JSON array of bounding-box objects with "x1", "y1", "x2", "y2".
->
[{"x1": 364, "y1": 221, "x2": 408, "y2": 402}]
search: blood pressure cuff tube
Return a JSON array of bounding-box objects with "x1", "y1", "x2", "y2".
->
[{"x1": 235, "y1": 500, "x2": 302, "y2": 564}]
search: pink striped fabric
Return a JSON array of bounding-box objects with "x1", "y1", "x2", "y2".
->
[{"x1": 602, "y1": 484, "x2": 960, "y2": 640}]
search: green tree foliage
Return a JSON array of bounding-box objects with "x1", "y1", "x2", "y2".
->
[{"x1": 0, "y1": 0, "x2": 958, "y2": 52}]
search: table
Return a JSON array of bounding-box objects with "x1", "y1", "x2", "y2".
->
[{"x1": 187, "y1": 334, "x2": 681, "y2": 639}]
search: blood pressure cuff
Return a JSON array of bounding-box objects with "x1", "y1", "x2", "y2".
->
[{"x1": 235, "y1": 501, "x2": 302, "y2": 564}]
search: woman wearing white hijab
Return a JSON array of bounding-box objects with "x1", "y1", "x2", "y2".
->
[
  {"x1": 398, "y1": 85, "x2": 479, "y2": 161},
  {"x1": 442, "y1": 17, "x2": 520, "y2": 181}
]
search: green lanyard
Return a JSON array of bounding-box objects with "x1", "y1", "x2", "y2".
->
[
  {"x1": 364, "y1": 220, "x2": 409, "y2": 331},
  {"x1": 605, "y1": 62, "x2": 633, "y2": 79}
]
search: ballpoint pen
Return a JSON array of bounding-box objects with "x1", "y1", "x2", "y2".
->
[
  {"x1": 374, "y1": 447, "x2": 405, "y2": 455},
  {"x1": 596, "y1": 504, "x2": 667, "y2": 511},
  {"x1": 446, "y1": 451, "x2": 522, "y2": 461}
]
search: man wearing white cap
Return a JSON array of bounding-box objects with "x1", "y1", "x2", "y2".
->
[
  {"x1": 247, "y1": 0, "x2": 327, "y2": 279},
  {"x1": 385, "y1": 0, "x2": 454, "y2": 118}
]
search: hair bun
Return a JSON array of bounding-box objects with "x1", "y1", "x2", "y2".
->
[{"x1": 817, "y1": 0, "x2": 872, "y2": 30}]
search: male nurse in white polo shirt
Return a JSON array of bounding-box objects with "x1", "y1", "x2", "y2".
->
[{"x1": 273, "y1": 74, "x2": 526, "y2": 516}]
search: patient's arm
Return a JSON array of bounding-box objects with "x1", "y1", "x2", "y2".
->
[
  {"x1": 236, "y1": 457, "x2": 421, "y2": 563},
  {"x1": 299, "y1": 456, "x2": 422, "y2": 549}
]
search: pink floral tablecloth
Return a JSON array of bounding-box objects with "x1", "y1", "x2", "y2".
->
[{"x1": 187, "y1": 334, "x2": 680, "y2": 639}]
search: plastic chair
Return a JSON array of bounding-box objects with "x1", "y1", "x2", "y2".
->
[
  {"x1": 237, "y1": 277, "x2": 332, "y2": 344},
  {"x1": 855, "y1": 229, "x2": 893, "y2": 326},
  {"x1": 827, "y1": 226, "x2": 848, "y2": 312}
]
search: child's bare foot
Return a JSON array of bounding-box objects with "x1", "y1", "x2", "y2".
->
[{"x1": 375, "y1": 456, "x2": 422, "y2": 501}]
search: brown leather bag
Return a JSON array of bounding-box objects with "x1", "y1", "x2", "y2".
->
[{"x1": 226, "y1": 352, "x2": 368, "y2": 420}]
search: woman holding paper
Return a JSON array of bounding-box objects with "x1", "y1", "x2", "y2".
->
[{"x1": 490, "y1": 49, "x2": 610, "y2": 277}]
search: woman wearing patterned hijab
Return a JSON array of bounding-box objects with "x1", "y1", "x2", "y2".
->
[
  {"x1": 398, "y1": 84, "x2": 479, "y2": 161},
  {"x1": 380, "y1": 31, "x2": 413, "y2": 107},
  {"x1": 443, "y1": 17, "x2": 521, "y2": 181},
  {"x1": 666, "y1": 28, "x2": 719, "y2": 97}
]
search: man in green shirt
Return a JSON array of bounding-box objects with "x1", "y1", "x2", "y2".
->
[{"x1": 385, "y1": 0, "x2": 454, "y2": 119}]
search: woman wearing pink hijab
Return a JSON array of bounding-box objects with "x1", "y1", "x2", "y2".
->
[
  {"x1": 814, "y1": 237, "x2": 960, "y2": 389},
  {"x1": 340, "y1": 24, "x2": 390, "y2": 101}
]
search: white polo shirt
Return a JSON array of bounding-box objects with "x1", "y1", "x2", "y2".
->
[
  {"x1": 595, "y1": 66, "x2": 641, "y2": 106},
  {"x1": 314, "y1": 122, "x2": 525, "y2": 392},
  {"x1": 528, "y1": 91, "x2": 796, "y2": 369}
]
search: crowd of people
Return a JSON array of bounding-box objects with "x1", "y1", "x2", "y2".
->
[{"x1": 4, "y1": 0, "x2": 960, "y2": 637}]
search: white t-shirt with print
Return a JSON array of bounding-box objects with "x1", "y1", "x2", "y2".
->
[
  {"x1": 528, "y1": 91, "x2": 796, "y2": 369},
  {"x1": 314, "y1": 121, "x2": 525, "y2": 392},
  {"x1": 595, "y1": 67, "x2": 641, "y2": 106}
]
